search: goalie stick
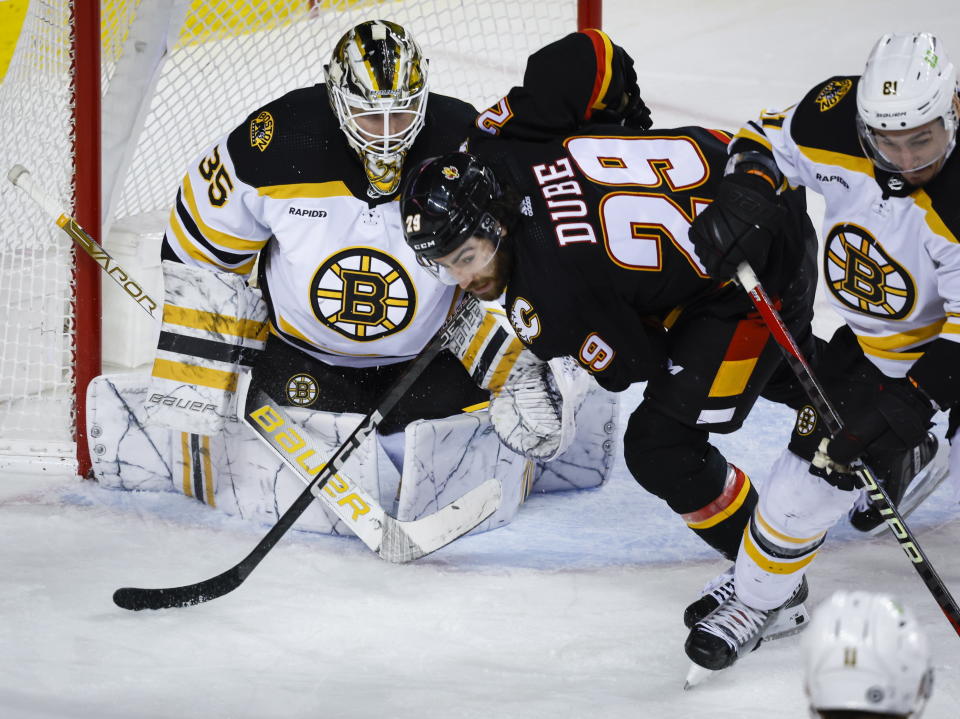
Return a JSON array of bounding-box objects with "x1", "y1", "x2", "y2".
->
[
  {"x1": 735, "y1": 262, "x2": 960, "y2": 638},
  {"x1": 7, "y1": 164, "x2": 501, "y2": 602}
]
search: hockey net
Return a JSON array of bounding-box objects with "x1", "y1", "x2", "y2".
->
[{"x1": 0, "y1": 0, "x2": 599, "y2": 476}]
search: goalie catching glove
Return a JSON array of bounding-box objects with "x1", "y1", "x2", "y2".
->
[{"x1": 446, "y1": 299, "x2": 588, "y2": 460}]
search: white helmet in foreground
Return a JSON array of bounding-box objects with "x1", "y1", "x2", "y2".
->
[
  {"x1": 803, "y1": 590, "x2": 934, "y2": 718},
  {"x1": 325, "y1": 20, "x2": 429, "y2": 196},
  {"x1": 856, "y1": 32, "x2": 959, "y2": 177}
]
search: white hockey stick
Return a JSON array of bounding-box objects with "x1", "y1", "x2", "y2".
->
[{"x1": 8, "y1": 163, "x2": 501, "y2": 563}]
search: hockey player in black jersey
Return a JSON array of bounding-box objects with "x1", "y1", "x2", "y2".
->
[
  {"x1": 682, "y1": 32, "x2": 960, "y2": 676},
  {"x1": 401, "y1": 26, "x2": 819, "y2": 657}
]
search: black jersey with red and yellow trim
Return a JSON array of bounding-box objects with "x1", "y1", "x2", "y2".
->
[
  {"x1": 161, "y1": 84, "x2": 477, "y2": 367},
  {"x1": 731, "y1": 75, "x2": 960, "y2": 407},
  {"x1": 464, "y1": 29, "x2": 781, "y2": 391},
  {"x1": 470, "y1": 124, "x2": 733, "y2": 391}
]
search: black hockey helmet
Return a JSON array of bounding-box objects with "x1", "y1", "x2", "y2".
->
[{"x1": 400, "y1": 152, "x2": 503, "y2": 261}]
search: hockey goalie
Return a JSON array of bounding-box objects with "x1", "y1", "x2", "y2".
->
[{"x1": 85, "y1": 21, "x2": 618, "y2": 549}]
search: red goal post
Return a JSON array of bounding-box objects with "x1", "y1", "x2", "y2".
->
[{"x1": 0, "y1": 0, "x2": 601, "y2": 478}]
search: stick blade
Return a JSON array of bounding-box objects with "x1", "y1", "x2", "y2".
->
[{"x1": 113, "y1": 568, "x2": 244, "y2": 610}]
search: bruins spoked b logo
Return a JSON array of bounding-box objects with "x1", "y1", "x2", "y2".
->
[
  {"x1": 310, "y1": 248, "x2": 416, "y2": 341},
  {"x1": 286, "y1": 373, "x2": 319, "y2": 406},
  {"x1": 795, "y1": 405, "x2": 818, "y2": 436},
  {"x1": 823, "y1": 223, "x2": 915, "y2": 320}
]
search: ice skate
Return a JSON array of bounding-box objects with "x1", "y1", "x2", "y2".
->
[
  {"x1": 684, "y1": 568, "x2": 809, "y2": 641},
  {"x1": 684, "y1": 579, "x2": 808, "y2": 674}
]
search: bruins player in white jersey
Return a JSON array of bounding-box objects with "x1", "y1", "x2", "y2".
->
[
  {"x1": 684, "y1": 32, "x2": 960, "y2": 673},
  {"x1": 85, "y1": 21, "x2": 619, "y2": 540}
]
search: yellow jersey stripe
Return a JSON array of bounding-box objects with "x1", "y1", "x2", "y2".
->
[
  {"x1": 258, "y1": 181, "x2": 353, "y2": 199},
  {"x1": 797, "y1": 145, "x2": 875, "y2": 175},
  {"x1": 168, "y1": 207, "x2": 236, "y2": 272},
  {"x1": 708, "y1": 357, "x2": 759, "y2": 398},
  {"x1": 914, "y1": 189, "x2": 959, "y2": 244},
  {"x1": 854, "y1": 320, "x2": 945, "y2": 351},
  {"x1": 182, "y1": 174, "x2": 268, "y2": 252}
]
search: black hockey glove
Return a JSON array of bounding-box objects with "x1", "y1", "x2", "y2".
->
[
  {"x1": 592, "y1": 44, "x2": 653, "y2": 130},
  {"x1": 689, "y1": 171, "x2": 785, "y2": 280},
  {"x1": 827, "y1": 379, "x2": 935, "y2": 467}
]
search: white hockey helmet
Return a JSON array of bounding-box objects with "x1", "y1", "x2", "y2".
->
[
  {"x1": 325, "y1": 20, "x2": 429, "y2": 196},
  {"x1": 856, "y1": 32, "x2": 959, "y2": 177},
  {"x1": 803, "y1": 591, "x2": 934, "y2": 718}
]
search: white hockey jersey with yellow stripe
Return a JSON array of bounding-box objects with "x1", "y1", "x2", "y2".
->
[
  {"x1": 732, "y1": 75, "x2": 960, "y2": 378},
  {"x1": 161, "y1": 84, "x2": 477, "y2": 368}
]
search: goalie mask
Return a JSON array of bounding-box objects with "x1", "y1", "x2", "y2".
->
[
  {"x1": 325, "y1": 20, "x2": 429, "y2": 196},
  {"x1": 400, "y1": 153, "x2": 509, "y2": 293},
  {"x1": 856, "y1": 32, "x2": 959, "y2": 184},
  {"x1": 803, "y1": 591, "x2": 934, "y2": 719}
]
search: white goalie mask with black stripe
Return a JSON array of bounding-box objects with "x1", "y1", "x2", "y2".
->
[{"x1": 325, "y1": 20, "x2": 429, "y2": 196}]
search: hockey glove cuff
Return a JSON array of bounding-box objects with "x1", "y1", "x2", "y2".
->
[{"x1": 592, "y1": 43, "x2": 653, "y2": 130}]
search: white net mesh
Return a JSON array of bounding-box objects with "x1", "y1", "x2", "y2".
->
[
  {"x1": 112, "y1": 0, "x2": 578, "y2": 224},
  {"x1": 0, "y1": 0, "x2": 582, "y2": 470},
  {"x1": 0, "y1": 2, "x2": 76, "y2": 461}
]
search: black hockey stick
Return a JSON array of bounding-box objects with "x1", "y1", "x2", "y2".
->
[
  {"x1": 112, "y1": 297, "x2": 476, "y2": 610},
  {"x1": 735, "y1": 263, "x2": 960, "y2": 637}
]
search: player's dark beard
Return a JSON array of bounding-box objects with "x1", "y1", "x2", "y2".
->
[{"x1": 466, "y1": 245, "x2": 512, "y2": 301}]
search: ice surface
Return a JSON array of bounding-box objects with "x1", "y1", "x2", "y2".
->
[{"x1": 1, "y1": 1, "x2": 958, "y2": 717}]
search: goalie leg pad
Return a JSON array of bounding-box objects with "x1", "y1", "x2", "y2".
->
[
  {"x1": 395, "y1": 411, "x2": 532, "y2": 534},
  {"x1": 88, "y1": 373, "x2": 385, "y2": 535},
  {"x1": 146, "y1": 260, "x2": 268, "y2": 435}
]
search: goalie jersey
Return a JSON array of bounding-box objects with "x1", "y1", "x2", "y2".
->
[
  {"x1": 731, "y1": 76, "x2": 960, "y2": 388},
  {"x1": 161, "y1": 85, "x2": 476, "y2": 367}
]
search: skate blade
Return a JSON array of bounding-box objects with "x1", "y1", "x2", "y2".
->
[
  {"x1": 683, "y1": 662, "x2": 715, "y2": 690},
  {"x1": 865, "y1": 461, "x2": 951, "y2": 537},
  {"x1": 764, "y1": 605, "x2": 810, "y2": 641}
]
